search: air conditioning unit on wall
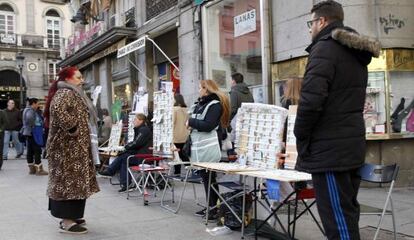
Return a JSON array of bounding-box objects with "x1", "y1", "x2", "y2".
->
[{"x1": 109, "y1": 14, "x2": 120, "y2": 28}]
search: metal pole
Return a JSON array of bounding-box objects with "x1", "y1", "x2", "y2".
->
[{"x1": 19, "y1": 67, "x2": 23, "y2": 107}]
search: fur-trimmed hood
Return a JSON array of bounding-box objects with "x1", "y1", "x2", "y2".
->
[{"x1": 332, "y1": 28, "x2": 381, "y2": 58}]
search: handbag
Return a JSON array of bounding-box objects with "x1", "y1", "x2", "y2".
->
[{"x1": 182, "y1": 134, "x2": 192, "y2": 157}]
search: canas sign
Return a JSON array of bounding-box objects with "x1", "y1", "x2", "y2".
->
[{"x1": 234, "y1": 9, "x2": 256, "y2": 37}]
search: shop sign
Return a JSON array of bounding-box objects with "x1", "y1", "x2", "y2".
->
[
  {"x1": 117, "y1": 36, "x2": 146, "y2": 58},
  {"x1": 387, "y1": 49, "x2": 414, "y2": 71},
  {"x1": 0, "y1": 86, "x2": 23, "y2": 92},
  {"x1": 77, "y1": 39, "x2": 126, "y2": 69},
  {"x1": 0, "y1": 33, "x2": 16, "y2": 44},
  {"x1": 234, "y1": 9, "x2": 256, "y2": 37}
]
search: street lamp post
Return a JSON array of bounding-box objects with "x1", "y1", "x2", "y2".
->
[{"x1": 16, "y1": 52, "x2": 25, "y2": 107}]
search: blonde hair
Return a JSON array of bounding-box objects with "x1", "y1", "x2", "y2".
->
[
  {"x1": 200, "y1": 79, "x2": 230, "y2": 128},
  {"x1": 282, "y1": 77, "x2": 303, "y2": 105},
  {"x1": 135, "y1": 113, "x2": 147, "y2": 121}
]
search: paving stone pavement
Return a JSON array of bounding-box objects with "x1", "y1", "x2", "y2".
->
[{"x1": 1, "y1": 154, "x2": 413, "y2": 240}]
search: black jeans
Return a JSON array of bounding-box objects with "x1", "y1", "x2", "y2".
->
[
  {"x1": 173, "y1": 143, "x2": 190, "y2": 174},
  {"x1": 312, "y1": 170, "x2": 361, "y2": 240},
  {"x1": 26, "y1": 136, "x2": 42, "y2": 165},
  {"x1": 200, "y1": 170, "x2": 219, "y2": 208}
]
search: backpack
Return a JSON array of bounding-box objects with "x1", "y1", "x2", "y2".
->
[
  {"x1": 32, "y1": 112, "x2": 45, "y2": 147},
  {"x1": 218, "y1": 191, "x2": 253, "y2": 230}
]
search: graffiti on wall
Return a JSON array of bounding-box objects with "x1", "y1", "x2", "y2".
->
[{"x1": 379, "y1": 14, "x2": 406, "y2": 34}]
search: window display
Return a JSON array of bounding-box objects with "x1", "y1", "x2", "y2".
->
[
  {"x1": 389, "y1": 71, "x2": 414, "y2": 134},
  {"x1": 204, "y1": 0, "x2": 262, "y2": 89},
  {"x1": 364, "y1": 72, "x2": 387, "y2": 134}
]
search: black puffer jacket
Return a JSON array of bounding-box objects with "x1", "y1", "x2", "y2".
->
[
  {"x1": 124, "y1": 124, "x2": 152, "y2": 155},
  {"x1": 294, "y1": 21, "x2": 380, "y2": 173}
]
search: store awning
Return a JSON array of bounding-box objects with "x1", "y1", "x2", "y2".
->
[{"x1": 59, "y1": 27, "x2": 136, "y2": 67}]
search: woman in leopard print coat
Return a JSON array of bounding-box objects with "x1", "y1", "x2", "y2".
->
[{"x1": 44, "y1": 66, "x2": 99, "y2": 234}]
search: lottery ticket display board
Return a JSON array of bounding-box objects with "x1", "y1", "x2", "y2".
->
[
  {"x1": 235, "y1": 103, "x2": 288, "y2": 169},
  {"x1": 127, "y1": 113, "x2": 136, "y2": 143},
  {"x1": 284, "y1": 105, "x2": 298, "y2": 170},
  {"x1": 152, "y1": 82, "x2": 174, "y2": 156},
  {"x1": 98, "y1": 120, "x2": 123, "y2": 153}
]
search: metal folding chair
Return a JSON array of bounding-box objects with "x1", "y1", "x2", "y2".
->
[
  {"x1": 359, "y1": 163, "x2": 399, "y2": 240},
  {"x1": 161, "y1": 163, "x2": 204, "y2": 213},
  {"x1": 126, "y1": 153, "x2": 170, "y2": 205},
  {"x1": 286, "y1": 187, "x2": 325, "y2": 238}
]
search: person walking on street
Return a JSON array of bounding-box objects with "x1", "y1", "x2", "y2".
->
[
  {"x1": 173, "y1": 94, "x2": 190, "y2": 175},
  {"x1": 294, "y1": 1, "x2": 380, "y2": 239},
  {"x1": 229, "y1": 72, "x2": 254, "y2": 120},
  {"x1": 3, "y1": 99, "x2": 24, "y2": 160},
  {"x1": 22, "y1": 98, "x2": 48, "y2": 176},
  {"x1": 0, "y1": 109, "x2": 8, "y2": 170},
  {"x1": 45, "y1": 66, "x2": 100, "y2": 234}
]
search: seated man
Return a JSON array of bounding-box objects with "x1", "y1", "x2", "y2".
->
[{"x1": 98, "y1": 113, "x2": 152, "y2": 192}]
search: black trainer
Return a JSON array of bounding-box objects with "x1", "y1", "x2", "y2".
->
[
  {"x1": 194, "y1": 208, "x2": 206, "y2": 217},
  {"x1": 97, "y1": 169, "x2": 113, "y2": 178},
  {"x1": 118, "y1": 183, "x2": 135, "y2": 193}
]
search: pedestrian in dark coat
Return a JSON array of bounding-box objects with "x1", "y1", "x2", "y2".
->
[
  {"x1": 229, "y1": 73, "x2": 254, "y2": 120},
  {"x1": 98, "y1": 113, "x2": 152, "y2": 193},
  {"x1": 3, "y1": 99, "x2": 23, "y2": 159},
  {"x1": 293, "y1": 1, "x2": 380, "y2": 239}
]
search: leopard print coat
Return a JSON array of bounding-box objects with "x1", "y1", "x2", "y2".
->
[{"x1": 46, "y1": 88, "x2": 100, "y2": 200}]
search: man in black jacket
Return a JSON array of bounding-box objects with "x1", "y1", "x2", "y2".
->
[
  {"x1": 98, "y1": 114, "x2": 152, "y2": 192},
  {"x1": 294, "y1": 1, "x2": 380, "y2": 239},
  {"x1": 3, "y1": 99, "x2": 24, "y2": 159}
]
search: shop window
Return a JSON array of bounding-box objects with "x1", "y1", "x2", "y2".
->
[
  {"x1": 389, "y1": 71, "x2": 414, "y2": 134},
  {"x1": 204, "y1": 0, "x2": 262, "y2": 89},
  {"x1": 364, "y1": 72, "x2": 387, "y2": 134}
]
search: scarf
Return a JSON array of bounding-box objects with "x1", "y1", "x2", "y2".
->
[{"x1": 57, "y1": 81, "x2": 100, "y2": 165}]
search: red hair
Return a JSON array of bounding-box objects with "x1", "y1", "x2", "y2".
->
[{"x1": 43, "y1": 66, "x2": 78, "y2": 128}]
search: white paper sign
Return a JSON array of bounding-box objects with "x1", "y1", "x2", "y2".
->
[
  {"x1": 132, "y1": 93, "x2": 148, "y2": 115},
  {"x1": 117, "y1": 36, "x2": 146, "y2": 58},
  {"x1": 92, "y1": 85, "x2": 102, "y2": 106},
  {"x1": 234, "y1": 9, "x2": 256, "y2": 37}
]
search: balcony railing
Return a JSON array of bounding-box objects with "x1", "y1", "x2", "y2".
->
[{"x1": 0, "y1": 34, "x2": 67, "y2": 56}]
